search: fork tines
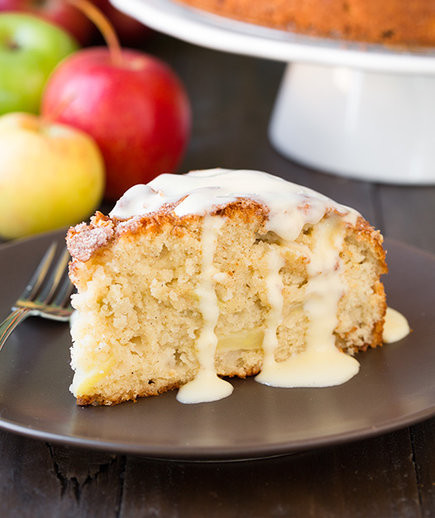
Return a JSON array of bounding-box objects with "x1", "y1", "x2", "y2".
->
[{"x1": 16, "y1": 243, "x2": 74, "y2": 310}]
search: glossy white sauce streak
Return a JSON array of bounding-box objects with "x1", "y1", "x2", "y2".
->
[
  {"x1": 176, "y1": 216, "x2": 233, "y2": 404},
  {"x1": 383, "y1": 307, "x2": 410, "y2": 343},
  {"x1": 256, "y1": 216, "x2": 360, "y2": 388},
  {"x1": 110, "y1": 169, "x2": 359, "y2": 240},
  {"x1": 256, "y1": 248, "x2": 285, "y2": 373}
]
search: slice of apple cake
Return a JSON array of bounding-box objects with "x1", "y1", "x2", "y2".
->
[{"x1": 66, "y1": 168, "x2": 388, "y2": 405}]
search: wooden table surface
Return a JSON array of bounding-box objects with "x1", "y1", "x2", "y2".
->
[{"x1": 1, "y1": 34, "x2": 434, "y2": 517}]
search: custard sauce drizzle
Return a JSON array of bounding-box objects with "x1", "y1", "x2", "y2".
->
[
  {"x1": 256, "y1": 216, "x2": 359, "y2": 388},
  {"x1": 383, "y1": 307, "x2": 410, "y2": 343},
  {"x1": 176, "y1": 216, "x2": 233, "y2": 404}
]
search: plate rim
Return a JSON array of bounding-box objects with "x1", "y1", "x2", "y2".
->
[{"x1": 0, "y1": 405, "x2": 433, "y2": 460}]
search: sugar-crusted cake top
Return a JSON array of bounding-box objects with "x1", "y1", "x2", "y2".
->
[{"x1": 110, "y1": 168, "x2": 359, "y2": 241}]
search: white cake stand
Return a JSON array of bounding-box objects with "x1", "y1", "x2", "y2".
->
[{"x1": 111, "y1": 0, "x2": 435, "y2": 184}]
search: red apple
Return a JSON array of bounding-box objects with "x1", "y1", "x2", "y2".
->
[
  {"x1": 42, "y1": 47, "x2": 191, "y2": 199},
  {"x1": 92, "y1": 0, "x2": 151, "y2": 44},
  {"x1": 0, "y1": 0, "x2": 94, "y2": 44}
]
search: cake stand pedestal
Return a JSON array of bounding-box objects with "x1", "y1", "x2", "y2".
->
[
  {"x1": 270, "y1": 64, "x2": 435, "y2": 183},
  {"x1": 111, "y1": 0, "x2": 435, "y2": 184}
]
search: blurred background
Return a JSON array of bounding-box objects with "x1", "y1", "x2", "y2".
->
[{"x1": 0, "y1": 0, "x2": 191, "y2": 241}]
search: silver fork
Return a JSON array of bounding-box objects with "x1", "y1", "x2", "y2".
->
[{"x1": 0, "y1": 243, "x2": 74, "y2": 353}]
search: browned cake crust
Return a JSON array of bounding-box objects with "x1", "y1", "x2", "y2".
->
[
  {"x1": 343, "y1": 218, "x2": 387, "y2": 351},
  {"x1": 67, "y1": 200, "x2": 270, "y2": 274},
  {"x1": 176, "y1": 0, "x2": 435, "y2": 47},
  {"x1": 67, "y1": 202, "x2": 386, "y2": 276}
]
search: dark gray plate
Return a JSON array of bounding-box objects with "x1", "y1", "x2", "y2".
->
[{"x1": 0, "y1": 230, "x2": 433, "y2": 460}]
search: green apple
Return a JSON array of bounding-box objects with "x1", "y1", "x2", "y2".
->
[
  {"x1": 0, "y1": 13, "x2": 78, "y2": 114},
  {"x1": 0, "y1": 113, "x2": 105, "y2": 239}
]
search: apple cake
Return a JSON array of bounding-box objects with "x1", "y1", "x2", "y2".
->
[
  {"x1": 66, "y1": 168, "x2": 388, "y2": 405},
  {"x1": 176, "y1": 0, "x2": 435, "y2": 47}
]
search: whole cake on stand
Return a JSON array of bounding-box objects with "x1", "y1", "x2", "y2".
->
[{"x1": 175, "y1": 0, "x2": 435, "y2": 47}]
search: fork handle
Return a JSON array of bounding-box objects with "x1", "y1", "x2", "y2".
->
[{"x1": 0, "y1": 308, "x2": 31, "y2": 353}]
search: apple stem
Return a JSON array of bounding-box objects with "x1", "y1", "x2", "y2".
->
[{"x1": 67, "y1": 0, "x2": 123, "y2": 66}]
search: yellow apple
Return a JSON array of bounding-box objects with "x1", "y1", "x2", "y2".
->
[{"x1": 0, "y1": 112, "x2": 105, "y2": 239}]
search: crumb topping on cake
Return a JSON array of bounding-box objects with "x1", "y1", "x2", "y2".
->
[{"x1": 67, "y1": 218, "x2": 114, "y2": 262}]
